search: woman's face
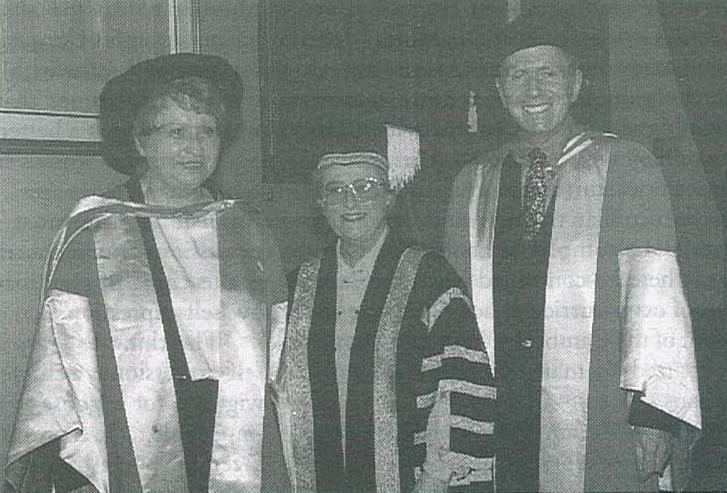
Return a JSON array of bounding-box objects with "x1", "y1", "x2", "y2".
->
[
  {"x1": 134, "y1": 98, "x2": 221, "y2": 195},
  {"x1": 318, "y1": 163, "x2": 393, "y2": 248}
]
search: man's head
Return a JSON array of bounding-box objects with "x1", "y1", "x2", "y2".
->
[
  {"x1": 495, "y1": 13, "x2": 582, "y2": 136},
  {"x1": 316, "y1": 154, "x2": 395, "y2": 249}
]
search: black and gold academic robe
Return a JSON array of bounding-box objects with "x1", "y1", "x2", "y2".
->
[{"x1": 272, "y1": 235, "x2": 495, "y2": 493}]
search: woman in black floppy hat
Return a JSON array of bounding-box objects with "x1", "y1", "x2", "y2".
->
[
  {"x1": 99, "y1": 52, "x2": 244, "y2": 201},
  {"x1": 6, "y1": 53, "x2": 287, "y2": 493}
]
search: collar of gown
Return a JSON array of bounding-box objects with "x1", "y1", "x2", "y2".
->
[
  {"x1": 509, "y1": 115, "x2": 586, "y2": 166},
  {"x1": 336, "y1": 226, "x2": 389, "y2": 280}
]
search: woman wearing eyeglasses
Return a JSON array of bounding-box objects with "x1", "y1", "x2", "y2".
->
[
  {"x1": 271, "y1": 123, "x2": 496, "y2": 493},
  {"x1": 5, "y1": 54, "x2": 287, "y2": 493}
]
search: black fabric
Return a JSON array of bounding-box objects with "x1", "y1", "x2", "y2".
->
[
  {"x1": 296, "y1": 236, "x2": 493, "y2": 492},
  {"x1": 499, "y1": 8, "x2": 581, "y2": 61},
  {"x1": 400, "y1": 249, "x2": 495, "y2": 493},
  {"x1": 492, "y1": 154, "x2": 555, "y2": 493},
  {"x1": 260, "y1": 391, "x2": 292, "y2": 493},
  {"x1": 394, "y1": 249, "x2": 438, "y2": 493},
  {"x1": 126, "y1": 180, "x2": 219, "y2": 493},
  {"x1": 344, "y1": 237, "x2": 405, "y2": 492},
  {"x1": 9, "y1": 440, "x2": 84, "y2": 493},
  {"x1": 629, "y1": 397, "x2": 682, "y2": 435},
  {"x1": 172, "y1": 379, "x2": 219, "y2": 493},
  {"x1": 307, "y1": 245, "x2": 346, "y2": 493},
  {"x1": 305, "y1": 236, "x2": 412, "y2": 492},
  {"x1": 85, "y1": 232, "x2": 145, "y2": 493}
]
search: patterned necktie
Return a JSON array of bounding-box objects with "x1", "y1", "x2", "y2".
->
[{"x1": 522, "y1": 147, "x2": 551, "y2": 243}]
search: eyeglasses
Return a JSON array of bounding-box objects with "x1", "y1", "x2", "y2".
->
[
  {"x1": 321, "y1": 177, "x2": 388, "y2": 206},
  {"x1": 148, "y1": 123, "x2": 219, "y2": 141}
]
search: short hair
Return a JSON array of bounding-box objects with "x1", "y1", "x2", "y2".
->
[{"x1": 133, "y1": 76, "x2": 227, "y2": 141}]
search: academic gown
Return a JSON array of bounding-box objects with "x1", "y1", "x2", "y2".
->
[
  {"x1": 272, "y1": 234, "x2": 496, "y2": 493},
  {"x1": 5, "y1": 182, "x2": 288, "y2": 493},
  {"x1": 445, "y1": 131, "x2": 701, "y2": 492}
]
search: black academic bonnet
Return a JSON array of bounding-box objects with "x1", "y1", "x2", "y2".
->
[
  {"x1": 318, "y1": 118, "x2": 390, "y2": 161},
  {"x1": 500, "y1": 10, "x2": 579, "y2": 64},
  {"x1": 99, "y1": 53, "x2": 243, "y2": 175},
  {"x1": 316, "y1": 116, "x2": 421, "y2": 191}
]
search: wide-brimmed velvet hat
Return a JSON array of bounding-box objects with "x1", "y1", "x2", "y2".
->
[{"x1": 99, "y1": 53, "x2": 243, "y2": 175}]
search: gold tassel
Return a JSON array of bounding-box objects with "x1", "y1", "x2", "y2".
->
[{"x1": 386, "y1": 125, "x2": 420, "y2": 190}]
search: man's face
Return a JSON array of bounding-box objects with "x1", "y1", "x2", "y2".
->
[
  {"x1": 318, "y1": 162, "x2": 392, "y2": 247},
  {"x1": 497, "y1": 45, "x2": 582, "y2": 136}
]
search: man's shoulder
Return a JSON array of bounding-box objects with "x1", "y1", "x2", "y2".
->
[
  {"x1": 605, "y1": 134, "x2": 657, "y2": 160},
  {"x1": 453, "y1": 146, "x2": 509, "y2": 184},
  {"x1": 565, "y1": 131, "x2": 659, "y2": 172},
  {"x1": 581, "y1": 130, "x2": 654, "y2": 156},
  {"x1": 476, "y1": 144, "x2": 511, "y2": 167},
  {"x1": 589, "y1": 132, "x2": 662, "y2": 176}
]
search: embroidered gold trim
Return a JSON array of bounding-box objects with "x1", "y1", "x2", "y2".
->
[
  {"x1": 421, "y1": 287, "x2": 473, "y2": 330},
  {"x1": 416, "y1": 391, "x2": 438, "y2": 409},
  {"x1": 446, "y1": 454, "x2": 494, "y2": 472},
  {"x1": 268, "y1": 301, "x2": 288, "y2": 383},
  {"x1": 421, "y1": 345, "x2": 489, "y2": 372},
  {"x1": 451, "y1": 415, "x2": 495, "y2": 435},
  {"x1": 417, "y1": 381, "x2": 496, "y2": 408},
  {"x1": 284, "y1": 260, "x2": 321, "y2": 491},
  {"x1": 373, "y1": 247, "x2": 426, "y2": 493}
]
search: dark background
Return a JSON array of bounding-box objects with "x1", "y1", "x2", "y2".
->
[
  {"x1": 260, "y1": 0, "x2": 727, "y2": 489},
  {"x1": 1, "y1": 1, "x2": 725, "y2": 491}
]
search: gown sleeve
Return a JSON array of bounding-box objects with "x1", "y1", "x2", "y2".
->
[{"x1": 416, "y1": 254, "x2": 496, "y2": 492}]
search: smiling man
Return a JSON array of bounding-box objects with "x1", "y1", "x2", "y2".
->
[
  {"x1": 444, "y1": 11, "x2": 701, "y2": 493},
  {"x1": 272, "y1": 125, "x2": 496, "y2": 493}
]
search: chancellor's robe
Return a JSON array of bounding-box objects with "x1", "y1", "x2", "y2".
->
[
  {"x1": 5, "y1": 183, "x2": 288, "y2": 493},
  {"x1": 445, "y1": 131, "x2": 701, "y2": 492},
  {"x1": 272, "y1": 235, "x2": 496, "y2": 493}
]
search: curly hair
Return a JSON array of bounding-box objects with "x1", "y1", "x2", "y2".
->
[{"x1": 132, "y1": 76, "x2": 227, "y2": 143}]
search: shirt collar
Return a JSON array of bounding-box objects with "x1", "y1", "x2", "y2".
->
[
  {"x1": 336, "y1": 225, "x2": 389, "y2": 275},
  {"x1": 509, "y1": 116, "x2": 586, "y2": 166}
]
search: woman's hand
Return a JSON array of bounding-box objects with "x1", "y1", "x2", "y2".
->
[
  {"x1": 412, "y1": 468, "x2": 450, "y2": 493},
  {"x1": 413, "y1": 447, "x2": 475, "y2": 493}
]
